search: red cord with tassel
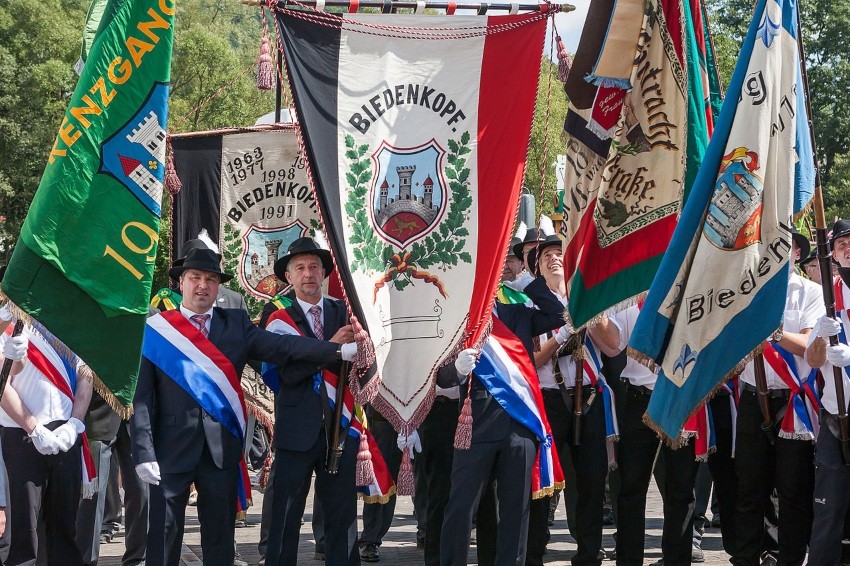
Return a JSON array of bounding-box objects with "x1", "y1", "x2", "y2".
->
[
  {"x1": 396, "y1": 445, "x2": 414, "y2": 495},
  {"x1": 256, "y1": 35, "x2": 275, "y2": 91},
  {"x1": 356, "y1": 430, "x2": 375, "y2": 487},
  {"x1": 556, "y1": 35, "x2": 573, "y2": 84},
  {"x1": 453, "y1": 377, "x2": 474, "y2": 449}
]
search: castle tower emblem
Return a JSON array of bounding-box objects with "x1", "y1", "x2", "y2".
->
[{"x1": 369, "y1": 140, "x2": 447, "y2": 248}]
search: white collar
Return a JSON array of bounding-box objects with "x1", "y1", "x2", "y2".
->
[
  {"x1": 297, "y1": 296, "x2": 324, "y2": 318},
  {"x1": 179, "y1": 304, "x2": 214, "y2": 319}
]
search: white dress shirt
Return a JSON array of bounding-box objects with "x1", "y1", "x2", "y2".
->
[
  {"x1": 297, "y1": 297, "x2": 324, "y2": 336},
  {"x1": 0, "y1": 327, "x2": 73, "y2": 428},
  {"x1": 821, "y1": 277, "x2": 850, "y2": 414},
  {"x1": 614, "y1": 304, "x2": 658, "y2": 389},
  {"x1": 741, "y1": 272, "x2": 824, "y2": 390},
  {"x1": 180, "y1": 304, "x2": 214, "y2": 334}
]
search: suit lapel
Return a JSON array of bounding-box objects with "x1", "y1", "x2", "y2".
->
[{"x1": 208, "y1": 308, "x2": 226, "y2": 345}]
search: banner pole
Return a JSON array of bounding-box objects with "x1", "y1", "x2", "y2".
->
[
  {"x1": 0, "y1": 320, "x2": 25, "y2": 403},
  {"x1": 255, "y1": 0, "x2": 574, "y2": 13},
  {"x1": 796, "y1": 4, "x2": 850, "y2": 464}
]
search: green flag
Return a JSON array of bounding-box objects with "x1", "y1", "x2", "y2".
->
[{"x1": 2, "y1": 0, "x2": 175, "y2": 415}]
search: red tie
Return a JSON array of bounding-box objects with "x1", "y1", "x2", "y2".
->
[
  {"x1": 308, "y1": 305, "x2": 324, "y2": 340},
  {"x1": 190, "y1": 314, "x2": 210, "y2": 338}
]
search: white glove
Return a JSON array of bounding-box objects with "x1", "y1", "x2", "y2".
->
[
  {"x1": 455, "y1": 348, "x2": 480, "y2": 375},
  {"x1": 813, "y1": 316, "x2": 842, "y2": 340},
  {"x1": 555, "y1": 325, "x2": 574, "y2": 345},
  {"x1": 135, "y1": 461, "x2": 161, "y2": 485},
  {"x1": 2, "y1": 335, "x2": 28, "y2": 362},
  {"x1": 28, "y1": 424, "x2": 63, "y2": 456},
  {"x1": 0, "y1": 303, "x2": 12, "y2": 322},
  {"x1": 340, "y1": 343, "x2": 357, "y2": 362},
  {"x1": 53, "y1": 417, "x2": 85, "y2": 452},
  {"x1": 827, "y1": 344, "x2": 850, "y2": 368},
  {"x1": 396, "y1": 430, "x2": 422, "y2": 458}
]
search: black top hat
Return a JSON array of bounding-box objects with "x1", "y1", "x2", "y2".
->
[
  {"x1": 512, "y1": 227, "x2": 543, "y2": 261},
  {"x1": 168, "y1": 248, "x2": 233, "y2": 283},
  {"x1": 274, "y1": 237, "x2": 334, "y2": 282},
  {"x1": 799, "y1": 250, "x2": 818, "y2": 267},
  {"x1": 525, "y1": 235, "x2": 562, "y2": 276},
  {"x1": 832, "y1": 219, "x2": 850, "y2": 248},
  {"x1": 508, "y1": 237, "x2": 522, "y2": 259},
  {"x1": 791, "y1": 231, "x2": 811, "y2": 264}
]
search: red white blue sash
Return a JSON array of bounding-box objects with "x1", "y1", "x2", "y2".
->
[
  {"x1": 581, "y1": 334, "x2": 620, "y2": 469},
  {"x1": 7, "y1": 326, "x2": 97, "y2": 490},
  {"x1": 476, "y1": 317, "x2": 565, "y2": 497},
  {"x1": 263, "y1": 307, "x2": 395, "y2": 502},
  {"x1": 142, "y1": 310, "x2": 252, "y2": 510},
  {"x1": 761, "y1": 342, "x2": 821, "y2": 441}
]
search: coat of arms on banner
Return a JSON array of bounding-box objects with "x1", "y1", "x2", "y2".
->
[
  {"x1": 347, "y1": 134, "x2": 471, "y2": 301},
  {"x1": 704, "y1": 148, "x2": 763, "y2": 250},
  {"x1": 217, "y1": 129, "x2": 322, "y2": 314},
  {"x1": 239, "y1": 223, "x2": 309, "y2": 297},
  {"x1": 100, "y1": 83, "x2": 169, "y2": 217}
]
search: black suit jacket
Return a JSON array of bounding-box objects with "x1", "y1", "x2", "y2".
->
[
  {"x1": 270, "y1": 293, "x2": 348, "y2": 452},
  {"x1": 437, "y1": 277, "x2": 564, "y2": 442},
  {"x1": 130, "y1": 307, "x2": 339, "y2": 473}
]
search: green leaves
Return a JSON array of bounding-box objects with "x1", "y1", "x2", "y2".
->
[{"x1": 343, "y1": 131, "x2": 474, "y2": 291}]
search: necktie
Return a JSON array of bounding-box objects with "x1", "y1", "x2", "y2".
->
[
  {"x1": 190, "y1": 314, "x2": 210, "y2": 338},
  {"x1": 308, "y1": 305, "x2": 324, "y2": 340}
]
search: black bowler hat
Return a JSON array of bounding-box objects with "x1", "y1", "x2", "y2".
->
[
  {"x1": 832, "y1": 219, "x2": 850, "y2": 248},
  {"x1": 791, "y1": 230, "x2": 811, "y2": 264},
  {"x1": 172, "y1": 238, "x2": 215, "y2": 267},
  {"x1": 168, "y1": 248, "x2": 233, "y2": 282},
  {"x1": 525, "y1": 235, "x2": 562, "y2": 276},
  {"x1": 274, "y1": 237, "x2": 334, "y2": 282},
  {"x1": 512, "y1": 227, "x2": 543, "y2": 261}
]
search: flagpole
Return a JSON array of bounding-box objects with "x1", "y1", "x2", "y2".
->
[
  {"x1": 261, "y1": 0, "x2": 572, "y2": 12},
  {"x1": 0, "y1": 320, "x2": 24, "y2": 402},
  {"x1": 796, "y1": 6, "x2": 850, "y2": 464}
]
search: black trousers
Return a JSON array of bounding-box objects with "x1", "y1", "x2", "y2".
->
[
  {"x1": 359, "y1": 417, "x2": 402, "y2": 546},
  {"x1": 264, "y1": 433, "x2": 360, "y2": 566},
  {"x1": 706, "y1": 393, "x2": 737, "y2": 555},
  {"x1": 146, "y1": 442, "x2": 237, "y2": 566},
  {"x1": 75, "y1": 437, "x2": 113, "y2": 565},
  {"x1": 541, "y1": 388, "x2": 607, "y2": 566},
  {"x1": 440, "y1": 419, "x2": 537, "y2": 566},
  {"x1": 810, "y1": 416, "x2": 850, "y2": 564},
  {"x1": 733, "y1": 391, "x2": 814, "y2": 566},
  {"x1": 1, "y1": 423, "x2": 82, "y2": 566},
  {"x1": 617, "y1": 389, "x2": 699, "y2": 566},
  {"x1": 419, "y1": 397, "x2": 459, "y2": 566},
  {"x1": 113, "y1": 421, "x2": 149, "y2": 566}
]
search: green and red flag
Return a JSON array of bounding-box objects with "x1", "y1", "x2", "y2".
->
[
  {"x1": 561, "y1": 0, "x2": 716, "y2": 328},
  {"x1": 1, "y1": 0, "x2": 175, "y2": 415}
]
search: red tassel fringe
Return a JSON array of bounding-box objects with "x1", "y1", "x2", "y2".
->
[
  {"x1": 556, "y1": 35, "x2": 573, "y2": 84},
  {"x1": 256, "y1": 36, "x2": 275, "y2": 91},
  {"x1": 356, "y1": 432, "x2": 375, "y2": 487},
  {"x1": 453, "y1": 395, "x2": 473, "y2": 450},
  {"x1": 164, "y1": 137, "x2": 182, "y2": 195},
  {"x1": 396, "y1": 446, "x2": 414, "y2": 496}
]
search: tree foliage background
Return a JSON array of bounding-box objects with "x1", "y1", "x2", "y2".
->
[{"x1": 0, "y1": 0, "x2": 848, "y2": 288}]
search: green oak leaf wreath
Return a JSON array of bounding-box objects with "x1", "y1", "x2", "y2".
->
[{"x1": 344, "y1": 132, "x2": 473, "y2": 301}]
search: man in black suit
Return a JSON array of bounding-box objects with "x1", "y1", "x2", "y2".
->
[
  {"x1": 130, "y1": 247, "x2": 364, "y2": 566},
  {"x1": 438, "y1": 274, "x2": 564, "y2": 566},
  {"x1": 263, "y1": 237, "x2": 364, "y2": 566}
]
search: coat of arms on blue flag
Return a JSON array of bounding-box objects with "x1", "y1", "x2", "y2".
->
[{"x1": 630, "y1": 0, "x2": 814, "y2": 440}]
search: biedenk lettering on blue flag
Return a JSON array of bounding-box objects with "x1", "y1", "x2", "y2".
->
[{"x1": 629, "y1": 0, "x2": 814, "y2": 440}]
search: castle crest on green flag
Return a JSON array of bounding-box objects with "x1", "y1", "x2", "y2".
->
[{"x1": 1, "y1": 0, "x2": 175, "y2": 414}]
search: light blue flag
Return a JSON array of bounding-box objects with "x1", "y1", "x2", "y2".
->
[{"x1": 629, "y1": 0, "x2": 815, "y2": 440}]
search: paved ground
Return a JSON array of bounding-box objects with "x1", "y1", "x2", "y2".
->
[{"x1": 98, "y1": 476, "x2": 733, "y2": 565}]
